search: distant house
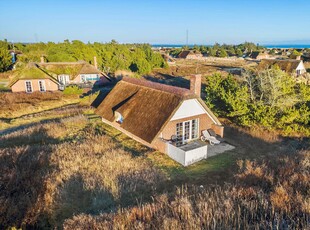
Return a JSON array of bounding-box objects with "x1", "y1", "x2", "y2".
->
[
  {"x1": 258, "y1": 59, "x2": 306, "y2": 76},
  {"x1": 9, "y1": 63, "x2": 59, "y2": 93},
  {"x1": 9, "y1": 57, "x2": 111, "y2": 92},
  {"x1": 39, "y1": 57, "x2": 110, "y2": 86},
  {"x1": 95, "y1": 75, "x2": 224, "y2": 166},
  {"x1": 249, "y1": 51, "x2": 269, "y2": 60},
  {"x1": 178, "y1": 50, "x2": 203, "y2": 60}
]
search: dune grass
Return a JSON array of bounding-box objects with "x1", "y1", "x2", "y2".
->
[{"x1": 1, "y1": 94, "x2": 309, "y2": 229}]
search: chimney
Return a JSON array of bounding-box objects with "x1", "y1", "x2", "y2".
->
[
  {"x1": 296, "y1": 55, "x2": 301, "y2": 60},
  {"x1": 40, "y1": 56, "x2": 45, "y2": 63},
  {"x1": 94, "y1": 56, "x2": 98, "y2": 69},
  {"x1": 190, "y1": 74, "x2": 201, "y2": 98}
]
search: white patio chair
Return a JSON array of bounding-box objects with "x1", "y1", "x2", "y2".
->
[{"x1": 200, "y1": 130, "x2": 220, "y2": 145}]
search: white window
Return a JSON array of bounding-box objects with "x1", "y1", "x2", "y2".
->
[
  {"x1": 38, "y1": 80, "x2": 46, "y2": 92},
  {"x1": 25, "y1": 81, "x2": 32, "y2": 93},
  {"x1": 175, "y1": 118, "x2": 199, "y2": 146},
  {"x1": 58, "y1": 75, "x2": 69, "y2": 85},
  {"x1": 191, "y1": 119, "x2": 199, "y2": 139},
  {"x1": 176, "y1": 122, "x2": 183, "y2": 146},
  {"x1": 297, "y1": 69, "x2": 301, "y2": 76}
]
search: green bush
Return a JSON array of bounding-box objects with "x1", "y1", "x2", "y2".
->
[
  {"x1": 63, "y1": 85, "x2": 83, "y2": 95},
  {"x1": 205, "y1": 68, "x2": 310, "y2": 135}
]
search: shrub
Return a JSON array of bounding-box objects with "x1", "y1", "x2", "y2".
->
[
  {"x1": 63, "y1": 86, "x2": 83, "y2": 95},
  {"x1": 204, "y1": 70, "x2": 310, "y2": 136}
]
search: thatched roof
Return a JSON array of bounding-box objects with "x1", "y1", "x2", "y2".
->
[
  {"x1": 39, "y1": 61, "x2": 101, "y2": 80},
  {"x1": 249, "y1": 51, "x2": 260, "y2": 59},
  {"x1": 258, "y1": 59, "x2": 302, "y2": 73},
  {"x1": 9, "y1": 63, "x2": 59, "y2": 87},
  {"x1": 248, "y1": 51, "x2": 268, "y2": 59},
  {"x1": 95, "y1": 77, "x2": 220, "y2": 144},
  {"x1": 178, "y1": 50, "x2": 202, "y2": 58}
]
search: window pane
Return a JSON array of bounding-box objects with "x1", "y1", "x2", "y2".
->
[
  {"x1": 184, "y1": 121, "x2": 190, "y2": 140},
  {"x1": 176, "y1": 122, "x2": 183, "y2": 146},
  {"x1": 191, "y1": 119, "x2": 198, "y2": 139},
  {"x1": 26, "y1": 81, "x2": 32, "y2": 92},
  {"x1": 39, "y1": 81, "x2": 45, "y2": 92}
]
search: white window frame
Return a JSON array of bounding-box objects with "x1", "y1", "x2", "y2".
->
[
  {"x1": 176, "y1": 118, "x2": 199, "y2": 146},
  {"x1": 81, "y1": 75, "x2": 86, "y2": 82},
  {"x1": 38, "y1": 80, "x2": 46, "y2": 92},
  {"x1": 25, "y1": 81, "x2": 33, "y2": 93},
  {"x1": 58, "y1": 75, "x2": 70, "y2": 85}
]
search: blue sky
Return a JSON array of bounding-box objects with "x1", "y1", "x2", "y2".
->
[{"x1": 1, "y1": 0, "x2": 310, "y2": 44}]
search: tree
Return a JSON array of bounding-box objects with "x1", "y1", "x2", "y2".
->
[
  {"x1": 208, "y1": 47, "x2": 217, "y2": 56},
  {"x1": 289, "y1": 50, "x2": 302, "y2": 59},
  {"x1": 235, "y1": 48, "x2": 243, "y2": 57},
  {"x1": 218, "y1": 48, "x2": 228, "y2": 57},
  {"x1": 0, "y1": 48, "x2": 12, "y2": 72}
]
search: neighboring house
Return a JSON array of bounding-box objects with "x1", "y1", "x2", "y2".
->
[
  {"x1": 178, "y1": 50, "x2": 203, "y2": 60},
  {"x1": 9, "y1": 57, "x2": 111, "y2": 92},
  {"x1": 96, "y1": 75, "x2": 224, "y2": 166},
  {"x1": 39, "y1": 57, "x2": 109, "y2": 86},
  {"x1": 248, "y1": 51, "x2": 269, "y2": 60},
  {"x1": 258, "y1": 59, "x2": 307, "y2": 76},
  {"x1": 9, "y1": 63, "x2": 59, "y2": 93}
]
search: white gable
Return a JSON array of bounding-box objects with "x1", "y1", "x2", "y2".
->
[
  {"x1": 296, "y1": 61, "x2": 305, "y2": 71},
  {"x1": 170, "y1": 99, "x2": 216, "y2": 123}
]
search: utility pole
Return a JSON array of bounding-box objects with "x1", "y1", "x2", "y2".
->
[{"x1": 186, "y1": 29, "x2": 189, "y2": 48}]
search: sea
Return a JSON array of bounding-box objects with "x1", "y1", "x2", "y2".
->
[{"x1": 152, "y1": 44, "x2": 310, "y2": 49}]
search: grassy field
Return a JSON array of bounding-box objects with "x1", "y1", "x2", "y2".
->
[
  {"x1": 0, "y1": 91, "x2": 98, "y2": 130},
  {"x1": 0, "y1": 86, "x2": 309, "y2": 228}
]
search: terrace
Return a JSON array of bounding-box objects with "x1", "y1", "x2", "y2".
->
[{"x1": 167, "y1": 139, "x2": 234, "y2": 166}]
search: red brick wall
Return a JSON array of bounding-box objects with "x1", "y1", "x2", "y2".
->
[{"x1": 211, "y1": 124, "x2": 224, "y2": 137}]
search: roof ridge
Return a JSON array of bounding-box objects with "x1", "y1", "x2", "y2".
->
[{"x1": 122, "y1": 77, "x2": 195, "y2": 97}]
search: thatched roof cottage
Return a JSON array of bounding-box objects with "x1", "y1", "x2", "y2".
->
[
  {"x1": 39, "y1": 57, "x2": 109, "y2": 86},
  {"x1": 9, "y1": 63, "x2": 60, "y2": 93},
  {"x1": 258, "y1": 59, "x2": 306, "y2": 76},
  {"x1": 9, "y1": 57, "x2": 111, "y2": 92},
  {"x1": 96, "y1": 75, "x2": 224, "y2": 166}
]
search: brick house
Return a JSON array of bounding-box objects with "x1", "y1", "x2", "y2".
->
[
  {"x1": 95, "y1": 75, "x2": 224, "y2": 166},
  {"x1": 9, "y1": 63, "x2": 59, "y2": 93}
]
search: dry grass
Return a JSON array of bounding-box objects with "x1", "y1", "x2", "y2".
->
[
  {"x1": 304, "y1": 62, "x2": 310, "y2": 69},
  {"x1": 151, "y1": 58, "x2": 254, "y2": 80},
  {"x1": 0, "y1": 92, "x2": 80, "y2": 120},
  {"x1": 0, "y1": 116, "x2": 166, "y2": 228},
  {"x1": 64, "y1": 149, "x2": 310, "y2": 229},
  {"x1": 1, "y1": 90, "x2": 309, "y2": 229},
  {"x1": 0, "y1": 91, "x2": 95, "y2": 131}
]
